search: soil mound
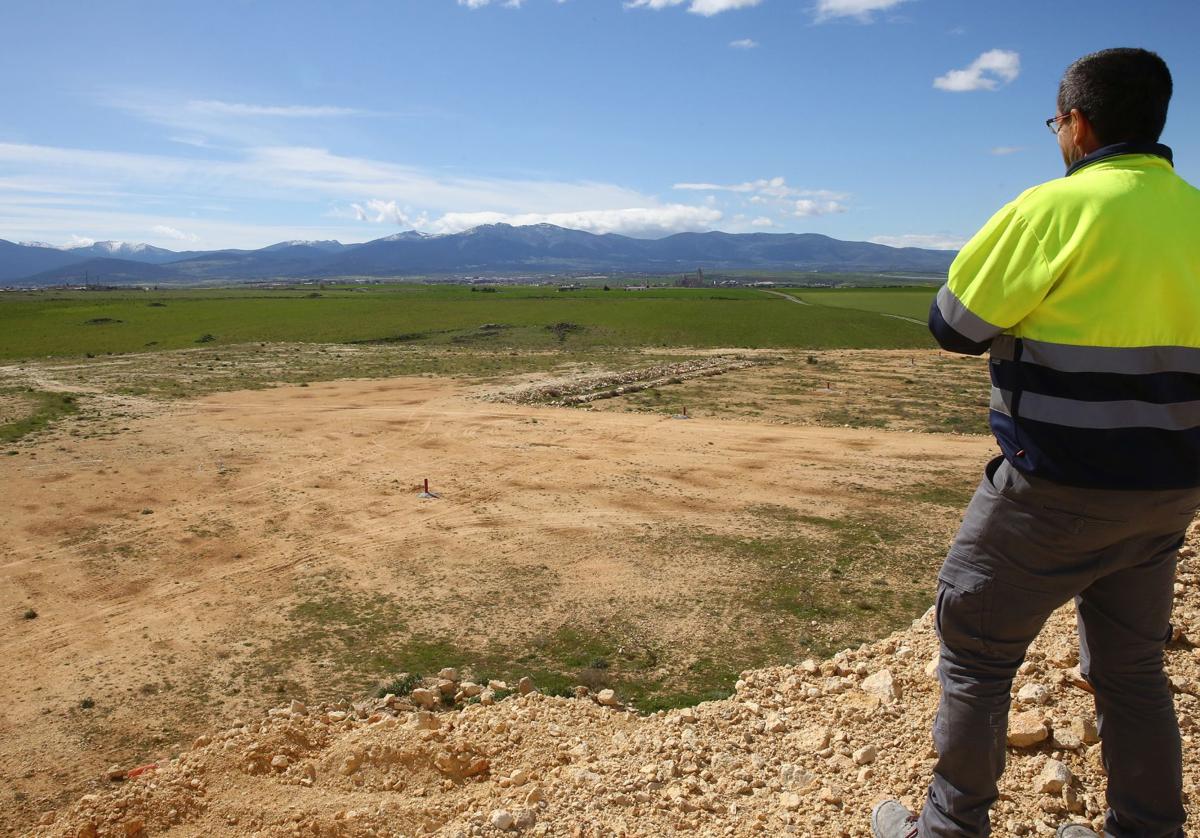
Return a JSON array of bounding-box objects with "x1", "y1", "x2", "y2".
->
[{"x1": 28, "y1": 534, "x2": 1200, "y2": 837}]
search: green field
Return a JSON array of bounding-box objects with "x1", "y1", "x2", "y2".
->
[
  {"x1": 0, "y1": 284, "x2": 940, "y2": 360},
  {"x1": 778, "y1": 286, "x2": 937, "y2": 320}
]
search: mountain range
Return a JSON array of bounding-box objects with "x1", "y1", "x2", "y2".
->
[{"x1": 1, "y1": 224, "x2": 956, "y2": 285}]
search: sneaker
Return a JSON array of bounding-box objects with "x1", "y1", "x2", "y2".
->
[
  {"x1": 871, "y1": 800, "x2": 919, "y2": 838},
  {"x1": 1056, "y1": 826, "x2": 1097, "y2": 837}
]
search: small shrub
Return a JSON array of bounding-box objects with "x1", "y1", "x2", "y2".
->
[
  {"x1": 79, "y1": 697, "x2": 95, "y2": 709},
  {"x1": 195, "y1": 334, "x2": 216, "y2": 344},
  {"x1": 375, "y1": 672, "x2": 422, "y2": 698},
  {"x1": 806, "y1": 355, "x2": 819, "y2": 365},
  {"x1": 22, "y1": 608, "x2": 37, "y2": 620}
]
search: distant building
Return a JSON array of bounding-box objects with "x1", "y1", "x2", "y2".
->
[{"x1": 675, "y1": 267, "x2": 706, "y2": 288}]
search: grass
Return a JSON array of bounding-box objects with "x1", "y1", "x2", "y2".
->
[
  {"x1": 0, "y1": 285, "x2": 938, "y2": 361},
  {"x1": 777, "y1": 287, "x2": 937, "y2": 321},
  {"x1": 238, "y1": 488, "x2": 958, "y2": 715},
  {"x1": 0, "y1": 389, "x2": 80, "y2": 443}
]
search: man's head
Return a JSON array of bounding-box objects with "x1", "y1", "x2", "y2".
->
[{"x1": 1054, "y1": 48, "x2": 1173, "y2": 169}]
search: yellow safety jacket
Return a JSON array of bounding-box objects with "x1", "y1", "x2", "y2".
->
[{"x1": 929, "y1": 142, "x2": 1200, "y2": 489}]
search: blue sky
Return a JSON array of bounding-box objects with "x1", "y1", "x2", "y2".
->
[{"x1": 2, "y1": 0, "x2": 1198, "y2": 251}]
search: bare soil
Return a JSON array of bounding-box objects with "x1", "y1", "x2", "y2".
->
[{"x1": 0, "y1": 348, "x2": 995, "y2": 833}]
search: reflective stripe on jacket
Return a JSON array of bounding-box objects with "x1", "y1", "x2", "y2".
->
[{"x1": 929, "y1": 142, "x2": 1200, "y2": 489}]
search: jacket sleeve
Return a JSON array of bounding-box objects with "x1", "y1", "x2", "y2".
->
[{"x1": 929, "y1": 200, "x2": 1054, "y2": 355}]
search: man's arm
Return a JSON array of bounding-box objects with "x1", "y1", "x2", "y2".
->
[
  {"x1": 929, "y1": 200, "x2": 1054, "y2": 355},
  {"x1": 928, "y1": 286, "x2": 996, "y2": 355}
]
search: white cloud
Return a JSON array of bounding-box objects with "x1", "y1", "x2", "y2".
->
[
  {"x1": 990, "y1": 145, "x2": 1024, "y2": 156},
  {"x1": 419, "y1": 205, "x2": 722, "y2": 237},
  {"x1": 934, "y1": 50, "x2": 1021, "y2": 92},
  {"x1": 0, "y1": 141, "x2": 725, "y2": 245},
  {"x1": 870, "y1": 233, "x2": 966, "y2": 251},
  {"x1": 185, "y1": 100, "x2": 361, "y2": 118},
  {"x1": 813, "y1": 0, "x2": 908, "y2": 23},
  {"x1": 750, "y1": 216, "x2": 775, "y2": 227},
  {"x1": 625, "y1": 0, "x2": 761, "y2": 16},
  {"x1": 458, "y1": 0, "x2": 523, "y2": 7},
  {"x1": 793, "y1": 198, "x2": 846, "y2": 216},
  {"x1": 730, "y1": 38, "x2": 759, "y2": 48},
  {"x1": 151, "y1": 224, "x2": 200, "y2": 242},
  {"x1": 675, "y1": 177, "x2": 849, "y2": 203}
]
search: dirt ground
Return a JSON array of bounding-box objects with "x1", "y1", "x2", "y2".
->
[{"x1": 0, "y1": 349, "x2": 995, "y2": 833}]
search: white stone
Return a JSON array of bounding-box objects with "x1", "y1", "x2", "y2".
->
[
  {"x1": 861, "y1": 669, "x2": 901, "y2": 703},
  {"x1": 853, "y1": 745, "x2": 877, "y2": 766},
  {"x1": 1035, "y1": 759, "x2": 1073, "y2": 794},
  {"x1": 490, "y1": 809, "x2": 515, "y2": 830},
  {"x1": 1017, "y1": 683, "x2": 1050, "y2": 705}
]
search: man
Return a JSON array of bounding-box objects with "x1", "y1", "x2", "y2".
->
[{"x1": 871, "y1": 48, "x2": 1200, "y2": 838}]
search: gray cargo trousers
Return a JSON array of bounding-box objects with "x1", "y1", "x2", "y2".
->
[{"x1": 917, "y1": 455, "x2": 1200, "y2": 837}]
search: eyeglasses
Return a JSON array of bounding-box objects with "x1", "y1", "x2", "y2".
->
[{"x1": 1045, "y1": 113, "x2": 1071, "y2": 135}]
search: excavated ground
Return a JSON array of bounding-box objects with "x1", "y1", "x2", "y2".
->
[{"x1": 26, "y1": 533, "x2": 1200, "y2": 837}]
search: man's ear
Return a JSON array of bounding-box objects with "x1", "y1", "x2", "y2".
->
[{"x1": 1070, "y1": 108, "x2": 1100, "y2": 154}]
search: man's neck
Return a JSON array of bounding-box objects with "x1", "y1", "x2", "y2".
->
[{"x1": 1066, "y1": 141, "x2": 1174, "y2": 176}]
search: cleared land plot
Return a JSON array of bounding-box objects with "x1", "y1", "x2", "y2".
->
[
  {"x1": 0, "y1": 349, "x2": 992, "y2": 831},
  {"x1": 0, "y1": 285, "x2": 937, "y2": 360},
  {"x1": 590, "y1": 348, "x2": 990, "y2": 435}
]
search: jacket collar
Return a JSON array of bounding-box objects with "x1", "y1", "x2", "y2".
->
[{"x1": 1066, "y1": 141, "x2": 1174, "y2": 177}]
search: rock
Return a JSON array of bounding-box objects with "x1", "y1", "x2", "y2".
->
[
  {"x1": 853, "y1": 745, "x2": 877, "y2": 766},
  {"x1": 1017, "y1": 683, "x2": 1051, "y2": 705},
  {"x1": 861, "y1": 669, "x2": 901, "y2": 703},
  {"x1": 1043, "y1": 641, "x2": 1078, "y2": 668},
  {"x1": 1051, "y1": 726, "x2": 1083, "y2": 750},
  {"x1": 270, "y1": 754, "x2": 290, "y2": 771},
  {"x1": 289, "y1": 699, "x2": 307, "y2": 716},
  {"x1": 106, "y1": 765, "x2": 127, "y2": 782},
  {"x1": 1007, "y1": 711, "x2": 1048, "y2": 747},
  {"x1": 797, "y1": 726, "x2": 832, "y2": 752},
  {"x1": 518, "y1": 676, "x2": 535, "y2": 695},
  {"x1": 438, "y1": 667, "x2": 459, "y2": 682},
  {"x1": 490, "y1": 809, "x2": 515, "y2": 830},
  {"x1": 765, "y1": 714, "x2": 787, "y2": 733},
  {"x1": 779, "y1": 791, "x2": 801, "y2": 810},
  {"x1": 488, "y1": 679, "x2": 509, "y2": 691},
  {"x1": 525, "y1": 785, "x2": 544, "y2": 805},
  {"x1": 1064, "y1": 666, "x2": 1094, "y2": 694},
  {"x1": 820, "y1": 785, "x2": 844, "y2": 805},
  {"x1": 410, "y1": 688, "x2": 439, "y2": 710},
  {"x1": 1068, "y1": 716, "x2": 1100, "y2": 745},
  {"x1": 924, "y1": 653, "x2": 940, "y2": 679},
  {"x1": 1035, "y1": 759, "x2": 1073, "y2": 794},
  {"x1": 596, "y1": 689, "x2": 621, "y2": 707},
  {"x1": 436, "y1": 678, "x2": 457, "y2": 698}
]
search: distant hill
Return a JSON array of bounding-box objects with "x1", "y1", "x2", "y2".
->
[
  {"x1": 19, "y1": 257, "x2": 185, "y2": 285},
  {"x1": 56, "y1": 241, "x2": 187, "y2": 264},
  {"x1": 2, "y1": 224, "x2": 956, "y2": 284},
  {"x1": 0, "y1": 240, "x2": 89, "y2": 281}
]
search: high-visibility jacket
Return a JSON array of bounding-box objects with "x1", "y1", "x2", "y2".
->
[{"x1": 929, "y1": 142, "x2": 1200, "y2": 489}]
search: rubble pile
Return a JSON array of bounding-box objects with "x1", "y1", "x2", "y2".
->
[
  {"x1": 30, "y1": 531, "x2": 1200, "y2": 838},
  {"x1": 483, "y1": 357, "x2": 766, "y2": 407}
]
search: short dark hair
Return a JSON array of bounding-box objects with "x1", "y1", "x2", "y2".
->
[{"x1": 1058, "y1": 48, "x2": 1173, "y2": 145}]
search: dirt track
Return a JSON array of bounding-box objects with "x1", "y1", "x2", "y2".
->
[{"x1": 1, "y1": 365, "x2": 993, "y2": 832}]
